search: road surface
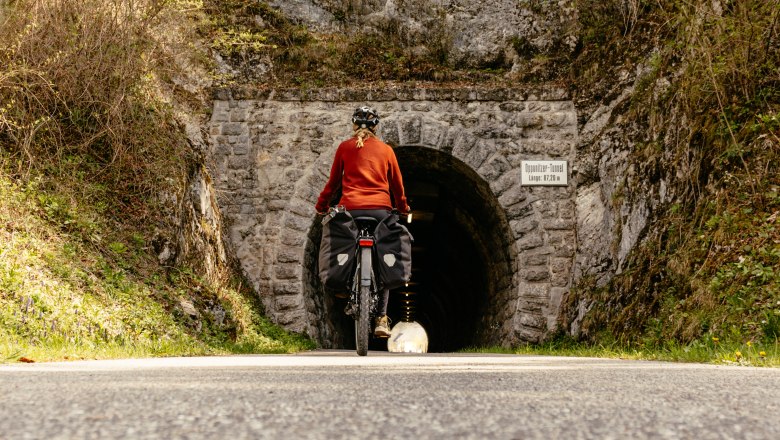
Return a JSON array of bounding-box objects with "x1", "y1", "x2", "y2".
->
[{"x1": 1, "y1": 351, "x2": 778, "y2": 439}]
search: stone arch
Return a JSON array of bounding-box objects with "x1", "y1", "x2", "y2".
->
[{"x1": 294, "y1": 120, "x2": 520, "y2": 350}]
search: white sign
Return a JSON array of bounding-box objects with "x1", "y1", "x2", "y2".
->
[{"x1": 521, "y1": 160, "x2": 568, "y2": 186}]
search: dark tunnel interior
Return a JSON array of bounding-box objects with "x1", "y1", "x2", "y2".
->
[{"x1": 306, "y1": 146, "x2": 514, "y2": 352}]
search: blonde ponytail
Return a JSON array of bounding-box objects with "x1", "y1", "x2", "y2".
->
[{"x1": 354, "y1": 127, "x2": 376, "y2": 149}]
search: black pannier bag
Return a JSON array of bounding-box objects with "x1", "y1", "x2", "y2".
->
[
  {"x1": 318, "y1": 208, "x2": 358, "y2": 292},
  {"x1": 373, "y1": 213, "x2": 414, "y2": 290}
]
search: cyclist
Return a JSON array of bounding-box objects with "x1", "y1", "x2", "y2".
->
[{"x1": 315, "y1": 106, "x2": 411, "y2": 338}]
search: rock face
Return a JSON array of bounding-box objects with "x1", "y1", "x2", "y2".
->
[
  {"x1": 207, "y1": 87, "x2": 578, "y2": 347},
  {"x1": 266, "y1": 0, "x2": 578, "y2": 69}
]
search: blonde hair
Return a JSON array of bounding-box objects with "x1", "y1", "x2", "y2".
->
[{"x1": 353, "y1": 125, "x2": 377, "y2": 149}]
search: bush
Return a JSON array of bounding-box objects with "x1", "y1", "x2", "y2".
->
[{"x1": 0, "y1": 0, "x2": 187, "y2": 200}]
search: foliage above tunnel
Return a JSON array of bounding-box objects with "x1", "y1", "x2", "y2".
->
[{"x1": 198, "y1": 0, "x2": 580, "y2": 87}]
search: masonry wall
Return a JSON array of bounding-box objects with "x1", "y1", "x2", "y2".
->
[{"x1": 207, "y1": 87, "x2": 578, "y2": 346}]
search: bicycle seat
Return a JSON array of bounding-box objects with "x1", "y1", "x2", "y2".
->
[{"x1": 353, "y1": 216, "x2": 379, "y2": 229}]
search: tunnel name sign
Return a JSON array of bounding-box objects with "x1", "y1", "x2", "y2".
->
[{"x1": 521, "y1": 161, "x2": 568, "y2": 186}]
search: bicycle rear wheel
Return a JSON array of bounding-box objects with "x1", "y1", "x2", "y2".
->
[
  {"x1": 355, "y1": 284, "x2": 370, "y2": 356},
  {"x1": 355, "y1": 245, "x2": 372, "y2": 356}
]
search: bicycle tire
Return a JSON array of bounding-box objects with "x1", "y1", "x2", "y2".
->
[
  {"x1": 355, "y1": 245, "x2": 372, "y2": 356},
  {"x1": 355, "y1": 284, "x2": 370, "y2": 356}
]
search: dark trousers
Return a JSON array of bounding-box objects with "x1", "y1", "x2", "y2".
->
[{"x1": 349, "y1": 209, "x2": 392, "y2": 316}]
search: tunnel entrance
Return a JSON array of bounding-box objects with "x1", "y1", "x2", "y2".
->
[{"x1": 304, "y1": 146, "x2": 516, "y2": 352}]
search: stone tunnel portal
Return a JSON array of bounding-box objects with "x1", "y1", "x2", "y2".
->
[
  {"x1": 304, "y1": 146, "x2": 516, "y2": 352},
  {"x1": 209, "y1": 89, "x2": 578, "y2": 349}
]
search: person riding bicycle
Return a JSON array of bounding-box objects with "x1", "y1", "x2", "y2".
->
[{"x1": 315, "y1": 106, "x2": 411, "y2": 338}]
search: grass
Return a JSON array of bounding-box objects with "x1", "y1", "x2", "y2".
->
[
  {"x1": 463, "y1": 337, "x2": 780, "y2": 368},
  {"x1": 0, "y1": 160, "x2": 314, "y2": 364}
]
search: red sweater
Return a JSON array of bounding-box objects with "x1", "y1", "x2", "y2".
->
[{"x1": 315, "y1": 136, "x2": 410, "y2": 213}]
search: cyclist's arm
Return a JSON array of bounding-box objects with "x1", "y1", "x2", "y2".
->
[
  {"x1": 315, "y1": 147, "x2": 344, "y2": 214},
  {"x1": 387, "y1": 148, "x2": 410, "y2": 214}
]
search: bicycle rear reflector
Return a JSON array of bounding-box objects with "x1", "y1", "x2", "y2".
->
[{"x1": 359, "y1": 238, "x2": 374, "y2": 247}]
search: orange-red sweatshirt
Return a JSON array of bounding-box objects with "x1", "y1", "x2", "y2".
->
[{"x1": 315, "y1": 136, "x2": 410, "y2": 213}]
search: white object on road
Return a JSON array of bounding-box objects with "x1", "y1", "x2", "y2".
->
[{"x1": 388, "y1": 321, "x2": 428, "y2": 353}]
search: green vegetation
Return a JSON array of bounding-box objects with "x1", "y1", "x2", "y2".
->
[
  {"x1": 0, "y1": 0, "x2": 314, "y2": 363},
  {"x1": 0, "y1": 169, "x2": 313, "y2": 363},
  {"x1": 464, "y1": 336, "x2": 780, "y2": 367},
  {"x1": 198, "y1": 0, "x2": 472, "y2": 86},
  {"x1": 565, "y1": 0, "x2": 780, "y2": 353}
]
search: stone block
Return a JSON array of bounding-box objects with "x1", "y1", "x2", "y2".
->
[
  {"x1": 554, "y1": 242, "x2": 576, "y2": 258},
  {"x1": 276, "y1": 294, "x2": 303, "y2": 312},
  {"x1": 399, "y1": 117, "x2": 422, "y2": 145},
  {"x1": 213, "y1": 100, "x2": 229, "y2": 113},
  {"x1": 378, "y1": 121, "x2": 400, "y2": 147},
  {"x1": 230, "y1": 109, "x2": 248, "y2": 122},
  {"x1": 476, "y1": 89, "x2": 511, "y2": 101},
  {"x1": 213, "y1": 140, "x2": 232, "y2": 158},
  {"x1": 276, "y1": 309, "x2": 306, "y2": 327},
  {"x1": 489, "y1": 169, "x2": 522, "y2": 196},
  {"x1": 543, "y1": 112, "x2": 572, "y2": 128},
  {"x1": 547, "y1": 230, "x2": 576, "y2": 247},
  {"x1": 525, "y1": 267, "x2": 550, "y2": 282},
  {"x1": 268, "y1": 200, "x2": 287, "y2": 211},
  {"x1": 526, "y1": 102, "x2": 552, "y2": 112},
  {"x1": 559, "y1": 200, "x2": 576, "y2": 220},
  {"x1": 550, "y1": 258, "x2": 572, "y2": 287},
  {"x1": 514, "y1": 113, "x2": 544, "y2": 128},
  {"x1": 499, "y1": 102, "x2": 525, "y2": 112},
  {"x1": 274, "y1": 282, "x2": 301, "y2": 296},
  {"x1": 510, "y1": 218, "x2": 538, "y2": 236},
  {"x1": 309, "y1": 139, "x2": 331, "y2": 154},
  {"x1": 524, "y1": 252, "x2": 549, "y2": 266},
  {"x1": 551, "y1": 271, "x2": 570, "y2": 288},
  {"x1": 233, "y1": 144, "x2": 248, "y2": 155},
  {"x1": 254, "y1": 280, "x2": 272, "y2": 297},
  {"x1": 421, "y1": 123, "x2": 447, "y2": 148},
  {"x1": 515, "y1": 325, "x2": 543, "y2": 343},
  {"x1": 228, "y1": 156, "x2": 247, "y2": 170},
  {"x1": 478, "y1": 154, "x2": 512, "y2": 183},
  {"x1": 451, "y1": 133, "x2": 477, "y2": 160},
  {"x1": 506, "y1": 202, "x2": 535, "y2": 221},
  {"x1": 284, "y1": 167, "x2": 305, "y2": 183},
  {"x1": 543, "y1": 219, "x2": 575, "y2": 231},
  {"x1": 518, "y1": 313, "x2": 546, "y2": 329},
  {"x1": 285, "y1": 214, "x2": 312, "y2": 232},
  {"x1": 463, "y1": 142, "x2": 494, "y2": 170},
  {"x1": 222, "y1": 123, "x2": 245, "y2": 136},
  {"x1": 239, "y1": 204, "x2": 256, "y2": 215},
  {"x1": 521, "y1": 139, "x2": 573, "y2": 157},
  {"x1": 553, "y1": 101, "x2": 575, "y2": 111},
  {"x1": 516, "y1": 233, "x2": 544, "y2": 250},
  {"x1": 280, "y1": 230, "x2": 305, "y2": 247},
  {"x1": 519, "y1": 282, "x2": 549, "y2": 300},
  {"x1": 288, "y1": 199, "x2": 312, "y2": 217},
  {"x1": 277, "y1": 248, "x2": 303, "y2": 263},
  {"x1": 498, "y1": 185, "x2": 527, "y2": 207},
  {"x1": 275, "y1": 263, "x2": 302, "y2": 280}
]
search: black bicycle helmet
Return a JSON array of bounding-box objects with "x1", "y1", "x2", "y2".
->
[{"x1": 352, "y1": 106, "x2": 380, "y2": 130}]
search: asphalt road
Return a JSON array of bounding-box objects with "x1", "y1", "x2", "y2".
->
[{"x1": 1, "y1": 351, "x2": 779, "y2": 439}]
